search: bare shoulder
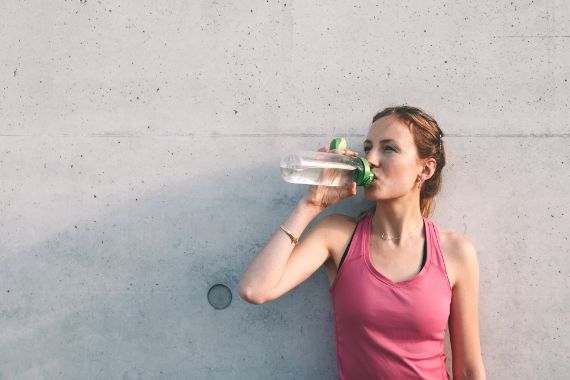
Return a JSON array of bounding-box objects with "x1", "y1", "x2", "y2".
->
[
  {"x1": 316, "y1": 213, "x2": 358, "y2": 269},
  {"x1": 438, "y1": 227, "x2": 477, "y2": 256},
  {"x1": 316, "y1": 213, "x2": 357, "y2": 244},
  {"x1": 437, "y1": 227, "x2": 480, "y2": 289},
  {"x1": 319, "y1": 213, "x2": 357, "y2": 229}
]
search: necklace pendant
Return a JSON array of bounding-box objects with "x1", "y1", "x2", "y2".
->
[{"x1": 381, "y1": 232, "x2": 400, "y2": 240}]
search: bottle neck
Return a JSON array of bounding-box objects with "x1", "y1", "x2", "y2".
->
[{"x1": 352, "y1": 156, "x2": 374, "y2": 186}]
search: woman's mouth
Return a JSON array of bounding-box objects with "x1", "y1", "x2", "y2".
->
[{"x1": 365, "y1": 175, "x2": 380, "y2": 188}]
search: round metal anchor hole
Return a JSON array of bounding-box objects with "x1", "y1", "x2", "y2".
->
[{"x1": 207, "y1": 284, "x2": 232, "y2": 310}]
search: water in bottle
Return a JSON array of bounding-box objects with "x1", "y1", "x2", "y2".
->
[{"x1": 279, "y1": 138, "x2": 375, "y2": 187}]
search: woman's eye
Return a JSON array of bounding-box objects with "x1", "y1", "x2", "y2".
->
[
  {"x1": 384, "y1": 146, "x2": 395, "y2": 152},
  {"x1": 363, "y1": 147, "x2": 371, "y2": 153}
]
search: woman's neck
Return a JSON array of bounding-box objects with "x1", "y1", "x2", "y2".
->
[{"x1": 372, "y1": 201, "x2": 424, "y2": 243}]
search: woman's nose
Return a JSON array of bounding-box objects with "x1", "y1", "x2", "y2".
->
[{"x1": 365, "y1": 150, "x2": 380, "y2": 167}]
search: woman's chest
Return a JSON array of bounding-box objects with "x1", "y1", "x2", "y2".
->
[
  {"x1": 368, "y1": 237, "x2": 426, "y2": 284},
  {"x1": 332, "y1": 266, "x2": 451, "y2": 338}
]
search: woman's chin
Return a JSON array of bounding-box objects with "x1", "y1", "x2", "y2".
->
[{"x1": 363, "y1": 189, "x2": 381, "y2": 201}]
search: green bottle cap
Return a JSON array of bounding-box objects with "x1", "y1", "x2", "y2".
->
[
  {"x1": 329, "y1": 137, "x2": 347, "y2": 151},
  {"x1": 328, "y1": 137, "x2": 375, "y2": 187},
  {"x1": 353, "y1": 157, "x2": 375, "y2": 187}
]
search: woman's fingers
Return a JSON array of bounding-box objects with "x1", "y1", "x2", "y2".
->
[
  {"x1": 343, "y1": 182, "x2": 357, "y2": 197},
  {"x1": 332, "y1": 183, "x2": 356, "y2": 203},
  {"x1": 312, "y1": 181, "x2": 356, "y2": 209},
  {"x1": 329, "y1": 148, "x2": 358, "y2": 157},
  {"x1": 347, "y1": 182, "x2": 357, "y2": 195}
]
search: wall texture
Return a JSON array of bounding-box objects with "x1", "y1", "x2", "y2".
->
[{"x1": 1, "y1": 1, "x2": 569, "y2": 379}]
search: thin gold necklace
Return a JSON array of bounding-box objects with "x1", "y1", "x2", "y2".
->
[{"x1": 372, "y1": 217, "x2": 424, "y2": 240}]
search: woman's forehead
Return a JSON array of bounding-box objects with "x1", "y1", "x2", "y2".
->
[{"x1": 366, "y1": 115, "x2": 413, "y2": 144}]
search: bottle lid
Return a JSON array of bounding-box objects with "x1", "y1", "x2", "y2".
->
[
  {"x1": 354, "y1": 157, "x2": 375, "y2": 187},
  {"x1": 329, "y1": 137, "x2": 347, "y2": 151},
  {"x1": 329, "y1": 137, "x2": 375, "y2": 187}
]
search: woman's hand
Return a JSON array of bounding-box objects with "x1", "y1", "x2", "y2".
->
[{"x1": 301, "y1": 146, "x2": 358, "y2": 209}]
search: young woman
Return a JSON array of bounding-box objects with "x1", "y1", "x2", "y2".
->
[{"x1": 238, "y1": 105, "x2": 486, "y2": 379}]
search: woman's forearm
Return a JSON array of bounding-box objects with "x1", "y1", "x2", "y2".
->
[
  {"x1": 237, "y1": 197, "x2": 323, "y2": 303},
  {"x1": 453, "y1": 365, "x2": 486, "y2": 380}
]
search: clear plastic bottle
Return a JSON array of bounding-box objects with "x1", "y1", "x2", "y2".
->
[{"x1": 279, "y1": 138, "x2": 375, "y2": 187}]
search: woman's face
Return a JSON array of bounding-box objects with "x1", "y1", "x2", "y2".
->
[{"x1": 363, "y1": 115, "x2": 423, "y2": 201}]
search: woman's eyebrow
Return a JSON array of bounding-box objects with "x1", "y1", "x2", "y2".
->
[{"x1": 363, "y1": 139, "x2": 397, "y2": 144}]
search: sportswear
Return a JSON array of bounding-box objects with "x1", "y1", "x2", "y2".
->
[{"x1": 329, "y1": 212, "x2": 452, "y2": 379}]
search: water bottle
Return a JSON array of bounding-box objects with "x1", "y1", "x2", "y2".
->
[{"x1": 280, "y1": 138, "x2": 375, "y2": 187}]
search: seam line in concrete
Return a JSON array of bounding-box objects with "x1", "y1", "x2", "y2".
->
[
  {"x1": 0, "y1": 133, "x2": 569, "y2": 138},
  {"x1": 498, "y1": 35, "x2": 570, "y2": 38}
]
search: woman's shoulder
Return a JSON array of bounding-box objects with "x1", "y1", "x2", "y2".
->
[
  {"x1": 437, "y1": 226, "x2": 478, "y2": 259},
  {"x1": 436, "y1": 226, "x2": 480, "y2": 288},
  {"x1": 320, "y1": 213, "x2": 360, "y2": 272},
  {"x1": 318, "y1": 213, "x2": 358, "y2": 233},
  {"x1": 307, "y1": 213, "x2": 358, "y2": 252}
]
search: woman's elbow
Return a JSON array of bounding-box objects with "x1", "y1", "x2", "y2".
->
[{"x1": 238, "y1": 285, "x2": 266, "y2": 305}]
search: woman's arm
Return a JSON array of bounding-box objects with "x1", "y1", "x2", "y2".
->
[
  {"x1": 449, "y1": 236, "x2": 487, "y2": 380},
  {"x1": 238, "y1": 146, "x2": 358, "y2": 305},
  {"x1": 237, "y1": 197, "x2": 325, "y2": 304}
]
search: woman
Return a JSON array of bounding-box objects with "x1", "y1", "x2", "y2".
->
[{"x1": 238, "y1": 105, "x2": 486, "y2": 379}]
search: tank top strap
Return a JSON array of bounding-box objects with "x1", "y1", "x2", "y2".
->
[
  {"x1": 423, "y1": 217, "x2": 448, "y2": 275},
  {"x1": 359, "y1": 212, "x2": 374, "y2": 259},
  {"x1": 351, "y1": 214, "x2": 372, "y2": 259},
  {"x1": 339, "y1": 212, "x2": 372, "y2": 266}
]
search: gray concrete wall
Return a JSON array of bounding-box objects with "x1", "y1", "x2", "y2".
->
[{"x1": 1, "y1": 1, "x2": 568, "y2": 379}]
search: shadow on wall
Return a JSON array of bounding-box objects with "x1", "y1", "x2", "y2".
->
[{"x1": 0, "y1": 159, "x2": 373, "y2": 379}]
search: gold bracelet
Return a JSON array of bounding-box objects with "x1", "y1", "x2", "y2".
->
[{"x1": 279, "y1": 224, "x2": 299, "y2": 245}]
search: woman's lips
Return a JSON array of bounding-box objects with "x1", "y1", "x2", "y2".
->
[{"x1": 366, "y1": 175, "x2": 380, "y2": 188}]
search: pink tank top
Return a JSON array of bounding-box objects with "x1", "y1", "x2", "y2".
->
[{"x1": 329, "y1": 213, "x2": 452, "y2": 379}]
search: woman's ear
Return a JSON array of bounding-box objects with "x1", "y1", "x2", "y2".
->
[{"x1": 421, "y1": 157, "x2": 437, "y2": 180}]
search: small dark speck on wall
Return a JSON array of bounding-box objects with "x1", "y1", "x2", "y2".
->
[{"x1": 234, "y1": 109, "x2": 238, "y2": 114}]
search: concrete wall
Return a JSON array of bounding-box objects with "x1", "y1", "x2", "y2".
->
[{"x1": 1, "y1": 1, "x2": 568, "y2": 379}]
